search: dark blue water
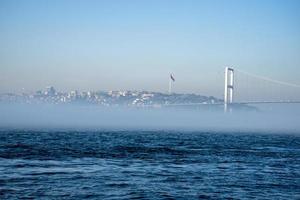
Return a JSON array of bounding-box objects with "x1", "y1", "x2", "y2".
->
[{"x1": 0, "y1": 130, "x2": 300, "y2": 199}]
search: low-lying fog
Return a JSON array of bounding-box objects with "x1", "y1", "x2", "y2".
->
[{"x1": 0, "y1": 103, "x2": 300, "y2": 133}]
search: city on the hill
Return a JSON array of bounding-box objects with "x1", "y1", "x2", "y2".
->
[{"x1": 0, "y1": 86, "x2": 222, "y2": 107}]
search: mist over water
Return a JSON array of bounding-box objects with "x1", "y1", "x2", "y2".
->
[
  {"x1": 1, "y1": 103, "x2": 299, "y2": 133},
  {"x1": 1, "y1": 104, "x2": 300, "y2": 199}
]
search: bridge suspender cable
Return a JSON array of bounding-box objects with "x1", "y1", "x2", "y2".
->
[{"x1": 235, "y1": 69, "x2": 300, "y2": 89}]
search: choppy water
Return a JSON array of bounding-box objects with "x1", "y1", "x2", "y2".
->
[{"x1": 0, "y1": 130, "x2": 300, "y2": 199}]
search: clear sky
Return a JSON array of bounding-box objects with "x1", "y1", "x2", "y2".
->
[{"x1": 0, "y1": 0, "x2": 299, "y2": 98}]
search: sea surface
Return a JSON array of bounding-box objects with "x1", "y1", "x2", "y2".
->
[{"x1": 0, "y1": 130, "x2": 299, "y2": 199}]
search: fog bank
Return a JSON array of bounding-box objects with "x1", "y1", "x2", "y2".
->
[{"x1": 0, "y1": 103, "x2": 300, "y2": 133}]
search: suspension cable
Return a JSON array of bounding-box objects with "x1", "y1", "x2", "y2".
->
[{"x1": 235, "y1": 69, "x2": 300, "y2": 89}]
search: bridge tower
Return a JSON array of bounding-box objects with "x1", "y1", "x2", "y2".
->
[{"x1": 224, "y1": 67, "x2": 234, "y2": 112}]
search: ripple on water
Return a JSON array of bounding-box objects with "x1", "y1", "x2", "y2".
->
[{"x1": 0, "y1": 131, "x2": 300, "y2": 199}]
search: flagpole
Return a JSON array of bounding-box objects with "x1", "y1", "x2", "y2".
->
[{"x1": 168, "y1": 76, "x2": 172, "y2": 94}]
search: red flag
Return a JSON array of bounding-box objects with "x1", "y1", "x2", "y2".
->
[{"x1": 170, "y1": 74, "x2": 175, "y2": 82}]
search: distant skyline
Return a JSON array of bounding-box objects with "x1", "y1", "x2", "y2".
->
[{"x1": 1, "y1": 0, "x2": 300, "y2": 98}]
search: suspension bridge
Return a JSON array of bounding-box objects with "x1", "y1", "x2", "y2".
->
[
  {"x1": 224, "y1": 67, "x2": 300, "y2": 112},
  {"x1": 165, "y1": 67, "x2": 300, "y2": 112}
]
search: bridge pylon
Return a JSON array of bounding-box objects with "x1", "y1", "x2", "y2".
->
[{"x1": 224, "y1": 67, "x2": 234, "y2": 112}]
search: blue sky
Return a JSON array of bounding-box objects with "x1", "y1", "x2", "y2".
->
[{"x1": 0, "y1": 0, "x2": 299, "y2": 97}]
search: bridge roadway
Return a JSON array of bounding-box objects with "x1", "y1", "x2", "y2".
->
[
  {"x1": 235, "y1": 101, "x2": 300, "y2": 104},
  {"x1": 161, "y1": 101, "x2": 300, "y2": 107}
]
